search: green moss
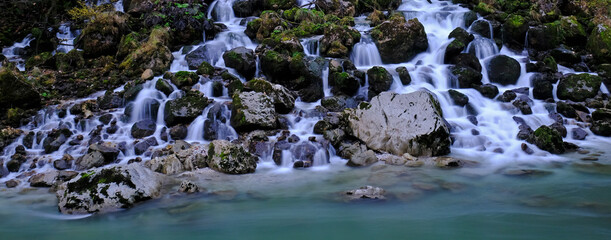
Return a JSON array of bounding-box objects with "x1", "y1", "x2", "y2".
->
[
  {"x1": 506, "y1": 14, "x2": 525, "y2": 29},
  {"x1": 246, "y1": 78, "x2": 274, "y2": 93},
  {"x1": 196, "y1": 61, "x2": 215, "y2": 75},
  {"x1": 24, "y1": 52, "x2": 52, "y2": 70},
  {"x1": 543, "y1": 56, "x2": 558, "y2": 72},
  {"x1": 474, "y1": 2, "x2": 495, "y2": 15}
]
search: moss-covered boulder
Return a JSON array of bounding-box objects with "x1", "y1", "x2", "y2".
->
[
  {"x1": 56, "y1": 164, "x2": 162, "y2": 214},
  {"x1": 0, "y1": 69, "x2": 41, "y2": 110},
  {"x1": 196, "y1": 61, "x2": 215, "y2": 76},
  {"x1": 263, "y1": 0, "x2": 296, "y2": 10},
  {"x1": 591, "y1": 109, "x2": 611, "y2": 137},
  {"x1": 207, "y1": 140, "x2": 257, "y2": 174},
  {"x1": 315, "y1": 0, "x2": 356, "y2": 18},
  {"x1": 56, "y1": 50, "x2": 86, "y2": 72},
  {"x1": 487, "y1": 55, "x2": 521, "y2": 86},
  {"x1": 245, "y1": 78, "x2": 296, "y2": 114},
  {"x1": 116, "y1": 32, "x2": 142, "y2": 60},
  {"x1": 76, "y1": 12, "x2": 129, "y2": 58},
  {"x1": 444, "y1": 27, "x2": 474, "y2": 64},
  {"x1": 557, "y1": 74, "x2": 602, "y2": 102},
  {"x1": 164, "y1": 90, "x2": 209, "y2": 126},
  {"x1": 587, "y1": 24, "x2": 611, "y2": 63},
  {"x1": 502, "y1": 14, "x2": 528, "y2": 50},
  {"x1": 531, "y1": 125, "x2": 565, "y2": 154},
  {"x1": 245, "y1": 11, "x2": 287, "y2": 41},
  {"x1": 120, "y1": 27, "x2": 174, "y2": 77},
  {"x1": 370, "y1": 14, "x2": 428, "y2": 63},
  {"x1": 171, "y1": 71, "x2": 199, "y2": 89},
  {"x1": 223, "y1": 47, "x2": 256, "y2": 80},
  {"x1": 367, "y1": 66, "x2": 393, "y2": 97},
  {"x1": 449, "y1": 65, "x2": 482, "y2": 88},
  {"x1": 528, "y1": 16, "x2": 586, "y2": 50},
  {"x1": 231, "y1": 91, "x2": 277, "y2": 132},
  {"x1": 330, "y1": 71, "x2": 360, "y2": 96},
  {"x1": 319, "y1": 24, "x2": 360, "y2": 58}
]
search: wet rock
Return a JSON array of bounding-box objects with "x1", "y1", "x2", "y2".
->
[
  {"x1": 591, "y1": 109, "x2": 611, "y2": 136},
  {"x1": 346, "y1": 186, "x2": 385, "y2": 200},
  {"x1": 587, "y1": 24, "x2": 611, "y2": 63},
  {"x1": 367, "y1": 66, "x2": 393, "y2": 97},
  {"x1": 170, "y1": 125, "x2": 188, "y2": 140},
  {"x1": 98, "y1": 91, "x2": 124, "y2": 110},
  {"x1": 329, "y1": 71, "x2": 360, "y2": 96},
  {"x1": 315, "y1": 0, "x2": 356, "y2": 18},
  {"x1": 164, "y1": 90, "x2": 209, "y2": 126},
  {"x1": 449, "y1": 65, "x2": 482, "y2": 88},
  {"x1": 131, "y1": 119, "x2": 157, "y2": 139},
  {"x1": 155, "y1": 79, "x2": 174, "y2": 96},
  {"x1": 206, "y1": 140, "x2": 257, "y2": 174},
  {"x1": 497, "y1": 90, "x2": 517, "y2": 102},
  {"x1": 396, "y1": 66, "x2": 411, "y2": 85},
  {"x1": 370, "y1": 14, "x2": 428, "y2": 63},
  {"x1": 5, "y1": 179, "x2": 19, "y2": 188},
  {"x1": 444, "y1": 27, "x2": 474, "y2": 64},
  {"x1": 556, "y1": 101, "x2": 577, "y2": 118},
  {"x1": 448, "y1": 89, "x2": 469, "y2": 107},
  {"x1": 134, "y1": 137, "x2": 158, "y2": 155},
  {"x1": 503, "y1": 14, "x2": 528, "y2": 50},
  {"x1": 487, "y1": 55, "x2": 521, "y2": 86},
  {"x1": 89, "y1": 143, "x2": 121, "y2": 163},
  {"x1": 43, "y1": 129, "x2": 73, "y2": 154},
  {"x1": 346, "y1": 150, "x2": 378, "y2": 167},
  {"x1": 29, "y1": 171, "x2": 60, "y2": 187},
  {"x1": 76, "y1": 151, "x2": 106, "y2": 171},
  {"x1": 231, "y1": 91, "x2": 277, "y2": 132},
  {"x1": 244, "y1": 11, "x2": 286, "y2": 41},
  {"x1": 532, "y1": 74, "x2": 554, "y2": 100},
  {"x1": 245, "y1": 79, "x2": 297, "y2": 114},
  {"x1": 531, "y1": 125, "x2": 565, "y2": 154},
  {"x1": 320, "y1": 24, "x2": 360, "y2": 58},
  {"x1": 476, "y1": 83, "x2": 499, "y2": 99},
  {"x1": 54, "y1": 154, "x2": 74, "y2": 170},
  {"x1": 171, "y1": 71, "x2": 199, "y2": 89},
  {"x1": 513, "y1": 99, "x2": 532, "y2": 115},
  {"x1": 346, "y1": 91, "x2": 451, "y2": 156},
  {"x1": 56, "y1": 164, "x2": 162, "y2": 214},
  {"x1": 521, "y1": 143, "x2": 534, "y2": 155},
  {"x1": 572, "y1": 127, "x2": 588, "y2": 140},
  {"x1": 550, "y1": 122, "x2": 567, "y2": 138},
  {"x1": 557, "y1": 74, "x2": 602, "y2": 102},
  {"x1": 178, "y1": 180, "x2": 200, "y2": 193},
  {"x1": 223, "y1": 47, "x2": 256, "y2": 79},
  {"x1": 517, "y1": 124, "x2": 534, "y2": 140}
]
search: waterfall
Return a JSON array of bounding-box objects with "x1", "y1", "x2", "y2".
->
[
  {"x1": 56, "y1": 23, "x2": 76, "y2": 54},
  {"x1": 301, "y1": 36, "x2": 321, "y2": 56},
  {"x1": 2, "y1": 35, "x2": 34, "y2": 71},
  {"x1": 350, "y1": 35, "x2": 383, "y2": 67}
]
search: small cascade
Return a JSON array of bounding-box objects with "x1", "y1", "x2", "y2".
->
[
  {"x1": 466, "y1": 37, "x2": 499, "y2": 59},
  {"x1": 301, "y1": 36, "x2": 321, "y2": 56},
  {"x1": 350, "y1": 35, "x2": 383, "y2": 67},
  {"x1": 2, "y1": 35, "x2": 34, "y2": 71},
  {"x1": 130, "y1": 80, "x2": 165, "y2": 122},
  {"x1": 322, "y1": 66, "x2": 331, "y2": 97},
  {"x1": 55, "y1": 23, "x2": 77, "y2": 54},
  {"x1": 208, "y1": 0, "x2": 236, "y2": 22}
]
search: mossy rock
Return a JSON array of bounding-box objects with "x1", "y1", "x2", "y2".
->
[
  {"x1": 164, "y1": 90, "x2": 209, "y2": 126},
  {"x1": 587, "y1": 24, "x2": 611, "y2": 63},
  {"x1": 196, "y1": 61, "x2": 215, "y2": 75},
  {"x1": 0, "y1": 69, "x2": 41, "y2": 110},
  {"x1": 76, "y1": 12, "x2": 129, "y2": 58},
  {"x1": 171, "y1": 71, "x2": 199, "y2": 89},
  {"x1": 56, "y1": 50, "x2": 85, "y2": 72},
  {"x1": 207, "y1": 140, "x2": 257, "y2": 174},
  {"x1": 557, "y1": 73, "x2": 602, "y2": 102},
  {"x1": 531, "y1": 125, "x2": 565, "y2": 154},
  {"x1": 367, "y1": 66, "x2": 392, "y2": 97},
  {"x1": 319, "y1": 24, "x2": 360, "y2": 58},
  {"x1": 370, "y1": 14, "x2": 428, "y2": 63},
  {"x1": 25, "y1": 52, "x2": 52, "y2": 70},
  {"x1": 502, "y1": 14, "x2": 528, "y2": 49},
  {"x1": 120, "y1": 27, "x2": 173, "y2": 77},
  {"x1": 116, "y1": 32, "x2": 141, "y2": 60}
]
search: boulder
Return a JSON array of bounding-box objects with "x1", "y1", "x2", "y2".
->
[
  {"x1": 450, "y1": 65, "x2": 482, "y2": 88},
  {"x1": 29, "y1": 171, "x2": 60, "y2": 187},
  {"x1": 370, "y1": 14, "x2": 428, "y2": 63},
  {"x1": 448, "y1": 89, "x2": 469, "y2": 107},
  {"x1": 207, "y1": 140, "x2": 257, "y2": 174},
  {"x1": 531, "y1": 125, "x2": 565, "y2": 154},
  {"x1": 587, "y1": 24, "x2": 611, "y2": 63},
  {"x1": 319, "y1": 24, "x2": 361, "y2": 58},
  {"x1": 171, "y1": 71, "x2": 200, "y2": 89},
  {"x1": 146, "y1": 143, "x2": 208, "y2": 174},
  {"x1": 56, "y1": 164, "x2": 162, "y2": 214},
  {"x1": 557, "y1": 74, "x2": 602, "y2": 102},
  {"x1": 346, "y1": 91, "x2": 451, "y2": 156},
  {"x1": 155, "y1": 79, "x2": 174, "y2": 96},
  {"x1": 134, "y1": 137, "x2": 158, "y2": 155},
  {"x1": 245, "y1": 11, "x2": 286, "y2": 41},
  {"x1": 76, "y1": 12, "x2": 129, "y2": 58},
  {"x1": 120, "y1": 27, "x2": 173, "y2": 77},
  {"x1": 43, "y1": 129, "x2": 73, "y2": 154},
  {"x1": 231, "y1": 91, "x2": 277, "y2": 132},
  {"x1": 396, "y1": 66, "x2": 411, "y2": 85},
  {"x1": 223, "y1": 47, "x2": 256, "y2": 79},
  {"x1": 245, "y1": 79, "x2": 296, "y2": 113},
  {"x1": 367, "y1": 66, "x2": 393, "y2": 97},
  {"x1": 314, "y1": 0, "x2": 355, "y2": 18},
  {"x1": 531, "y1": 74, "x2": 554, "y2": 100},
  {"x1": 329, "y1": 71, "x2": 360, "y2": 96},
  {"x1": 503, "y1": 14, "x2": 528, "y2": 50},
  {"x1": 591, "y1": 109, "x2": 611, "y2": 137},
  {"x1": 164, "y1": 90, "x2": 209, "y2": 126},
  {"x1": 487, "y1": 55, "x2": 521, "y2": 86},
  {"x1": 346, "y1": 150, "x2": 378, "y2": 167},
  {"x1": 131, "y1": 119, "x2": 157, "y2": 139},
  {"x1": 0, "y1": 70, "x2": 41, "y2": 110}
]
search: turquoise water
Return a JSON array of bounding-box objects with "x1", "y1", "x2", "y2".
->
[{"x1": 2, "y1": 151, "x2": 611, "y2": 240}]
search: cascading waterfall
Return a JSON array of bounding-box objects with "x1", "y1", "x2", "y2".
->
[
  {"x1": 301, "y1": 36, "x2": 322, "y2": 56},
  {"x1": 2, "y1": 35, "x2": 34, "y2": 71},
  {"x1": 55, "y1": 23, "x2": 77, "y2": 54}
]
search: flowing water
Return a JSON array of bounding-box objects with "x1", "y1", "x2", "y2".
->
[{"x1": 1, "y1": 0, "x2": 611, "y2": 238}]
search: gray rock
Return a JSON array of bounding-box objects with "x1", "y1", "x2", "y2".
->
[
  {"x1": 178, "y1": 180, "x2": 200, "y2": 193},
  {"x1": 346, "y1": 186, "x2": 386, "y2": 200},
  {"x1": 76, "y1": 151, "x2": 106, "y2": 171},
  {"x1": 245, "y1": 79, "x2": 296, "y2": 114},
  {"x1": 29, "y1": 171, "x2": 60, "y2": 187},
  {"x1": 145, "y1": 143, "x2": 208, "y2": 174},
  {"x1": 487, "y1": 55, "x2": 521, "y2": 86},
  {"x1": 206, "y1": 140, "x2": 257, "y2": 174},
  {"x1": 572, "y1": 128, "x2": 588, "y2": 140},
  {"x1": 164, "y1": 90, "x2": 209, "y2": 126},
  {"x1": 223, "y1": 47, "x2": 256, "y2": 79},
  {"x1": 231, "y1": 91, "x2": 277, "y2": 132},
  {"x1": 346, "y1": 150, "x2": 378, "y2": 167},
  {"x1": 56, "y1": 164, "x2": 162, "y2": 214},
  {"x1": 135, "y1": 137, "x2": 158, "y2": 155},
  {"x1": 345, "y1": 91, "x2": 451, "y2": 156},
  {"x1": 131, "y1": 119, "x2": 157, "y2": 139}
]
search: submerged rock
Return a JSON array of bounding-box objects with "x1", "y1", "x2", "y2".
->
[
  {"x1": 345, "y1": 91, "x2": 451, "y2": 156},
  {"x1": 56, "y1": 164, "x2": 162, "y2": 214},
  {"x1": 206, "y1": 140, "x2": 257, "y2": 174},
  {"x1": 345, "y1": 186, "x2": 386, "y2": 200}
]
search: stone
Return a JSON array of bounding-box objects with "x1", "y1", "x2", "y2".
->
[
  {"x1": 76, "y1": 12, "x2": 129, "y2": 58},
  {"x1": 56, "y1": 164, "x2": 162, "y2": 214},
  {"x1": 206, "y1": 140, "x2": 257, "y2": 174},
  {"x1": 245, "y1": 79, "x2": 297, "y2": 114},
  {"x1": 178, "y1": 180, "x2": 200, "y2": 193},
  {"x1": 141, "y1": 69, "x2": 154, "y2": 81},
  {"x1": 135, "y1": 137, "x2": 158, "y2": 155},
  {"x1": 120, "y1": 27, "x2": 173, "y2": 77},
  {"x1": 164, "y1": 90, "x2": 209, "y2": 126},
  {"x1": 370, "y1": 14, "x2": 428, "y2": 63},
  {"x1": 448, "y1": 89, "x2": 469, "y2": 107},
  {"x1": 345, "y1": 186, "x2": 385, "y2": 200},
  {"x1": 169, "y1": 125, "x2": 188, "y2": 140},
  {"x1": 42, "y1": 129, "x2": 72, "y2": 154},
  {"x1": 450, "y1": 65, "x2": 482, "y2": 88},
  {"x1": 131, "y1": 119, "x2": 157, "y2": 139},
  {"x1": 587, "y1": 24, "x2": 611, "y2": 63},
  {"x1": 487, "y1": 55, "x2": 521, "y2": 86},
  {"x1": 231, "y1": 91, "x2": 277, "y2": 132},
  {"x1": 557, "y1": 74, "x2": 602, "y2": 102},
  {"x1": 532, "y1": 74, "x2": 554, "y2": 100},
  {"x1": 29, "y1": 171, "x2": 60, "y2": 187},
  {"x1": 572, "y1": 127, "x2": 588, "y2": 140},
  {"x1": 346, "y1": 91, "x2": 451, "y2": 156},
  {"x1": 367, "y1": 66, "x2": 393, "y2": 97},
  {"x1": 223, "y1": 47, "x2": 256, "y2": 79},
  {"x1": 396, "y1": 66, "x2": 411, "y2": 85},
  {"x1": 171, "y1": 71, "x2": 199, "y2": 89},
  {"x1": 0, "y1": 70, "x2": 41, "y2": 110},
  {"x1": 346, "y1": 150, "x2": 378, "y2": 167},
  {"x1": 320, "y1": 24, "x2": 360, "y2": 58},
  {"x1": 531, "y1": 125, "x2": 565, "y2": 154},
  {"x1": 145, "y1": 143, "x2": 208, "y2": 174}
]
